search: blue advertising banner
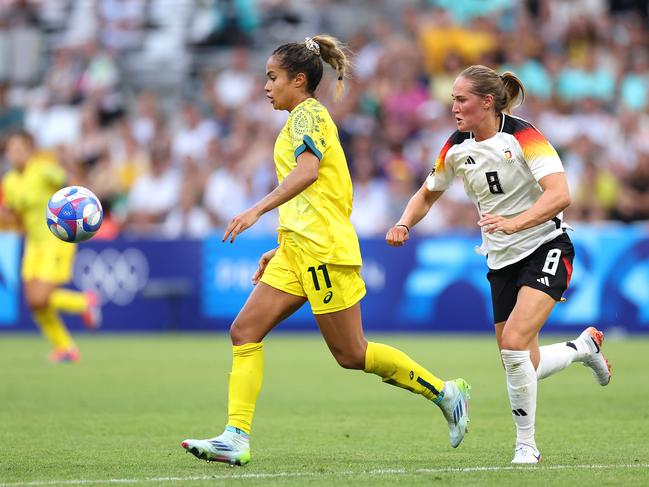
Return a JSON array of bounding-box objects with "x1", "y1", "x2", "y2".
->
[
  {"x1": 2, "y1": 224, "x2": 649, "y2": 333},
  {"x1": 0, "y1": 238, "x2": 209, "y2": 332},
  {"x1": 201, "y1": 226, "x2": 649, "y2": 333},
  {"x1": 0, "y1": 233, "x2": 20, "y2": 325},
  {"x1": 202, "y1": 236, "x2": 312, "y2": 327}
]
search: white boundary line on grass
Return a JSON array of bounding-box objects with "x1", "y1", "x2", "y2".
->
[{"x1": 2, "y1": 463, "x2": 648, "y2": 486}]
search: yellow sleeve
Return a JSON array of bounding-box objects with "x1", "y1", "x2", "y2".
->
[{"x1": 290, "y1": 104, "x2": 327, "y2": 161}]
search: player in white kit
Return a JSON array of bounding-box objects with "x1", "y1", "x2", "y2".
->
[{"x1": 386, "y1": 65, "x2": 612, "y2": 464}]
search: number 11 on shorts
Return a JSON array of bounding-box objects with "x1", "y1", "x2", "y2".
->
[{"x1": 307, "y1": 264, "x2": 332, "y2": 290}]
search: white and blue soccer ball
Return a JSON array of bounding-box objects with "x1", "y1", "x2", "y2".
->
[{"x1": 46, "y1": 186, "x2": 103, "y2": 243}]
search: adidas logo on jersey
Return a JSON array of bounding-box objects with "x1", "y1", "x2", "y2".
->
[
  {"x1": 464, "y1": 156, "x2": 476, "y2": 165},
  {"x1": 537, "y1": 276, "x2": 550, "y2": 286}
]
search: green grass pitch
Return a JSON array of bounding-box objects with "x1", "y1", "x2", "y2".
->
[{"x1": 1, "y1": 333, "x2": 648, "y2": 486}]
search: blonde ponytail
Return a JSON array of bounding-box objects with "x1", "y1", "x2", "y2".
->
[{"x1": 312, "y1": 35, "x2": 352, "y2": 101}]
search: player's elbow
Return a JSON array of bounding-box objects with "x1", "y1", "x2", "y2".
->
[
  {"x1": 305, "y1": 168, "x2": 319, "y2": 185},
  {"x1": 557, "y1": 192, "x2": 571, "y2": 211}
]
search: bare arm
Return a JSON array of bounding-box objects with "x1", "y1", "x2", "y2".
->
[
  {"x1": 479, "y1": 172, "x2": 571, "y2": 234},
  {"x1": 386, "y1": 182, "x2": 444, "y2": 247},
  {"x1": 0, "y1": 205, "x2": 21, "y2": 231},
  {"x1": 222, "y1": 151, "x2": 320, "y2": 243}
]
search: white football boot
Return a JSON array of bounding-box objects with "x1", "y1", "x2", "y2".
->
[
  {"x1": 512, "y1": 443, "x2": 542, "y2": 464},
  {"x1": 181, "y1": 426, "x2": 251, "y2": 466},
  {"x1": 436, "y1": 378, "x2": 471, "y2": 448},
  {"x1": 577, "y1": 326, "x2": 611, "y2": 386}
]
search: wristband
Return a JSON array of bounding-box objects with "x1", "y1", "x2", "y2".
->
[{"x1": 396, "y1": 224, "x2": 410, "y2": 232}]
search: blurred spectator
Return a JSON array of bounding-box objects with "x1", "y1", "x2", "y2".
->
[
  {"x1": 111, "y1": 120, "x2": 150, "y2": 191},
  {"x1": 85, "y1": 149, "x2": 124, "y2": 216},
  {"x1": 79, "y1": 43, "x2": 120, "y2": 96},
  {"x1": 130, "y1": 90, "x2": 161, "y2": 148},
  {"x1": 418, "y1": 8, "x2": 499, "y2": 74},
  {"x1": 0, "y1": 82, "x2": 24, "y2": 148},
  {"x1": 352, "y1": 19, "x2": 392, "y2": 81},
  {"x1": 430, "y1": 52, "x2": 464, "y2": 104},
  {"x1": 203, "y1": 141, "x2": 249, "y2": 228},
  {"x1": 162, "y1": 180, "x2": 212, "y2": 239},
  {"x1": 45, "y1": 47, "x2": 83, "y2": 105},
  {"x1": 555, "y1": 47, "x2": 616, "y2": 104},
  {"x1": 172, "y1": 101, "x2": 219, "y2": 166},
  {"x1": 3, "y1": 0, "x2": 43, "y2": 85},
  {"x1": 98, "y1": 0, "x2": 146, "y2": 52},
  {"x1": 615, "y1": 152, "x2": 649, "y2": 222},
  {"x1": 380, "y1": 38, "x2": 429, "y2": 137},
  {"x1": 350, "y1": 154, "x2": 390, "y2": 237},
  {"x1": 74, "y1": 103, "x2": 108, "y2": 167},
  {"x1": 570, "y1": 160, "x2": 620, "y2": 221},
  {"x1": 620, "y1": 51, "x2": 649, "y2": 112},
  {"x1": 1, "y1": 0, "x2": 646, "y2": 240},
  {"x1": 78, "y1": 42, "x2": 124, "y2": 124},
  {"x1": 123, "y1": 140, "x2": 181, "y2": 234},
  {"x1": 213, "y1": 47, "x2": 256, "y2": 109},
  {"x1": 430, "y1": 0, "x2": 515, "y2": 25},
  {"x1": 500, "y1": 47, "x2": 552, "y2": 100},
  {"x1": 191, "y1": 0, "x2": 260, "y2": 47}
]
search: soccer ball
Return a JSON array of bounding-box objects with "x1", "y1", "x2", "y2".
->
[{"x1": 46, "y1": 186, "x2": 103, "y2": 243}]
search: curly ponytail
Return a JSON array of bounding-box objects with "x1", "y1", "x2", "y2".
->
[{"x1": 311, "y1": 34, "x2": 352, "y2": 101}]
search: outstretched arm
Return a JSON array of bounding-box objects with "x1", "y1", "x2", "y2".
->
[
  {"x1": 386, "y1": 183, "x2": 444, "y2": 247},
  {"x1": 0, "y1": 204, "x2": 21, "y2": 231},
  {"x1": 222, "y1": 150, "x2": 320, "y2": 243},
  {"x1": 479, "y1": 172, "x2": 571, "y2": 234}
]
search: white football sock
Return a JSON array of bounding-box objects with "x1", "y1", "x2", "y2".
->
[
  {"x1": 536, "y1": 340, "x2": 584, "y2": 380},
  {"x1": 501, "y1": 349, "x2": 537, "y2": 448}
]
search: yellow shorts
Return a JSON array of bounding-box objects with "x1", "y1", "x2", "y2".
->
[
  {"x1": 22, "y1": 238, "x2": 76, "y2": 284},
  {"x1": 260, "y1": 235, "x2": 366, "y2": 314}
]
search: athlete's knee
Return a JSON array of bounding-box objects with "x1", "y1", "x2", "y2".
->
[
  {"x1": 331, "y1": 345, "x2": 366, "y2": 370},
  {"x1": 334, "y1": 353, "x2": 365, "y2": 370},
  {"x1": 25, "y1": 291, "x2": 50, "y2": 311},
  {"x1": 229, "y1": 323, "x2": 246, "y2": 346},
  {"x1": 500, "y1": 329, "x2": 529, "y2": 351},
  {"x1": 229, "y1": 320, "x2": 263, "y2": 346}
]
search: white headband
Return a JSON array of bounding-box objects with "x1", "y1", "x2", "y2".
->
[{"x1": 304, "y1": 37, "x2": 320, "y2": 56}]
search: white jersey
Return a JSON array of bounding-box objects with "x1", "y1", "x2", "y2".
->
[{"x1": 426, "y1": 114, "x2": 569, "y2": 269}]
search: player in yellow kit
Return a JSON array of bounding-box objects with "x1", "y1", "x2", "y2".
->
[
  {"x1": 181, "y1": 35, "x2": 470, "y2": 466},
  {"x1": 0, "y1": 131, "x2": 100, "y2": 363}
]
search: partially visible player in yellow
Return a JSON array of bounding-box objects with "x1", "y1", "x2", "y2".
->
[
  {"x1": 0, "y1": 130, "x2": 100, "y2": 363},
  {"x1": 181, "y1": 35, "x2": 471, "y2": 466}
]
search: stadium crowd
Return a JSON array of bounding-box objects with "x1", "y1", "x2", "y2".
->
[{"x1": 1, "y1": 0, "x2": 648, "y2": 239}]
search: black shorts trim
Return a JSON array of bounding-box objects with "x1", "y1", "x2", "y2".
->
[{"x1": 487, "y1": 233, "x2": 574, "y2": 323}]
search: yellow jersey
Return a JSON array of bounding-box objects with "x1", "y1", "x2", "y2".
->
[
  {"x1": 2, "y1": 152, "x2": 67, "y2": 243},
  {"x1": 274, "y1": 97, "x2": 361, "y2": 265}
]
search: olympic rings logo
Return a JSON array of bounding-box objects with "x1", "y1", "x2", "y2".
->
[{"x1": 73, "y1": 248, "x2": 149, "y2": 305}]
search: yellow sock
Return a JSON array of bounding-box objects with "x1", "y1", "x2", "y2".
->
[
  {"x1": 49, "y1": 289, "x2": 88, "y2": 314},
  {"x1": 33, "y1": 307, "x2": 75, "y2": 350},
  {"x1": 364, "y1": 341, "x2": 445, "y2": 401},
  {"x1": 227, "y1": 342, "x2": 264, "y2": 434}
]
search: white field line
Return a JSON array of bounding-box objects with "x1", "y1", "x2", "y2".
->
[{"x1": 1, "y1": 463, "x2": 648, "y2": 486}]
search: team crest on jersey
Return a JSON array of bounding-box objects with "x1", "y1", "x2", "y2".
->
[{"x1": 503, "y1": 148, "x2": 513, "y2": 160}]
